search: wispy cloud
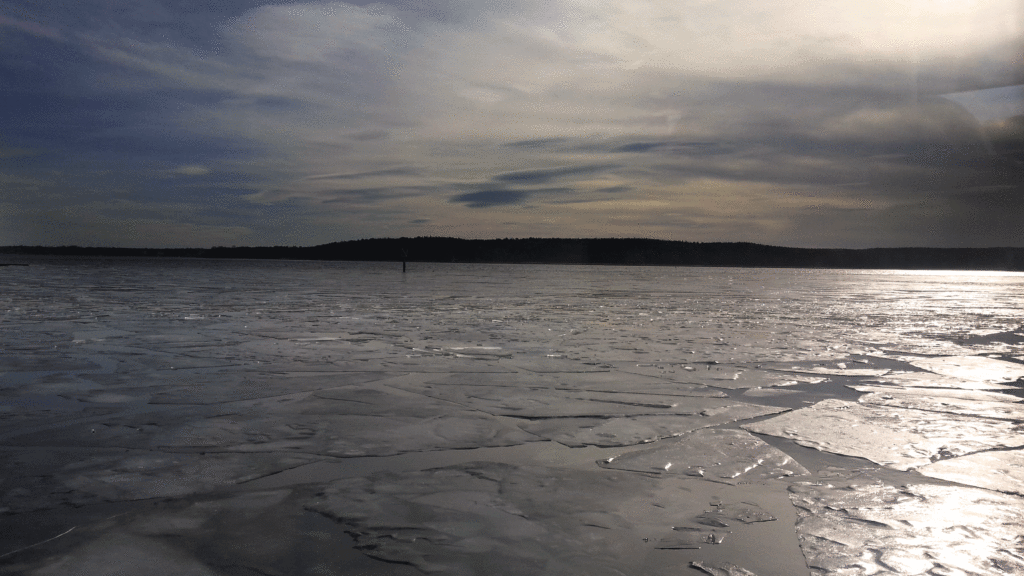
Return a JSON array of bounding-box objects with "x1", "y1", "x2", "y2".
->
[
  {"x1": 0, "y1": 13, "x2": 62, "y2": 41},
  {"x1": 172, "y1": 165, "x2": 212, "y2": 176},
  {"x1": 450, "y1": 190, "x2": 532, "y2": 208},
  {"x1": 492, "y1": 165, "x2": 620, "y2": 185}
]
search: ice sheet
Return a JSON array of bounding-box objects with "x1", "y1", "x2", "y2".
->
[
  {"x1": 848, "y1": 385, "x2": 1023, "y2": 404},
  {"x1": 420, "y1": 371, "x2": 728, "y2": 397},
  {"x1": 515, "y1": 404, "x2": 787, "y2": 447},
  {"x1": 3, "y1": 381, "x2": 539, "y2": 459},
  {"x1": 690, "y1": 561, "x2": 760, "y2": 576},
  {"x1": 695, "y1": 502, "x2": 777, "y2": 526},
  {"x1": 308, "y1": 462, "x2": 666, "y2": 574},
  {"x1": 510, "y1": 358, "x2": 612, "y2": 372},
  {"x1": 742, "y1": 387, "x2": 799, "y2": 397},
  {"x1": 146, "y1": 371, "x2": 397, "y2": 404},
  {"x1": 5, "y1": 486, "x2": 415, "y2": 576},
  {"x1": 598, "y1": 429, "x2": 809, "y2": 482},
  {"x1": 789, "y1": 474, "x2": 1024, "y2": 575},
  {"x1": 0, "y1": 448, "x2": 320, "y2": 513},
  {"x1": 149, "y1": 386, "x2": 540, "y2": 457},
  {"x1": 385, "y1": 381, "x2": 744, "y2": 418},
  {"x1": 0, "y1": 355, "x2": 101, "y2": 372},
  {"x1": 0, "y1": 394, "x2": 120, "y2": 437},
  {"x1": 701, "y1": 368, "x2": 824, "y2": 390},
  {"x1": 917, "y1": 449, "x2": 1024, "y2": 496},
  {"x1": 862, "y1": 369, "x2": 1019, "y2": 390},
  {"x1": 909, "y1": 355, "x2": 1024, "y2": 382},
  {"x1": 3, "y1": 260, "x2": 1023, "y2": 576},
  {"x1": 775, "y1": 366, "x2": 891, "y2": 377},
  {"x1": 742, "y1": 399, "x2": 1024, "y2": 470},
  {"x1": 306, "y1": 460, "x2": 798, "y2": 575},
  {"x1": 855, "y1": 390, "x2": 1024, "y2": 421},
  {"x1": 27, "y1": 532, "x2": 221, "y2": 576}
]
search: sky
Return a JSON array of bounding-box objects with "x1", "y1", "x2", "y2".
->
[{"x1": 1, "y1": 0, "x2": 1022, "y2": 249}]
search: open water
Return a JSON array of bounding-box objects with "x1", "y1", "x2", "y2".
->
[{"x1": 1, "y1": 257, "x2": 1023, "y2": 575}]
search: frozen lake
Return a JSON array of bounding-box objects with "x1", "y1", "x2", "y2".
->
[{"x1": 2, "y1": 257, "x2": 1023, "y2": 575}]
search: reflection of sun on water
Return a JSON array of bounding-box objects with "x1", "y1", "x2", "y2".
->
[
  {"x1": 792, "y1": 479, "x2": 1024, "y2": 575},
  {"x1": 856, "y1": 269, "x2": 1024, "y2": 277}
]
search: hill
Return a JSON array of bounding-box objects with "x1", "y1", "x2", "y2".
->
[{"x1": 3, "y1": 238, "x2": 1023, "y2": 270}]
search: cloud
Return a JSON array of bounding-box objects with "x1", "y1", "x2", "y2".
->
[
  {"x1": 320, "y1": 186, "x2": 439, "y2": 205},
  {"x1": 173, "y1": 164, "x2": 211, "y2": 176},
  {"x1": 492, "y1": 164, "x2": 620, "y2": 184},
  {"x1": 450, "y1": 190, "x2": 531, "y2": 208},
  {"x1": 305, "y1": 167, "x2": 421, "y2": 181},
  {"x1": 0, "y1": 13, "x2": 63, "y2": 41},
  {"x1": 0, "y1": 145, "x2": 38, "y2": 159},
  {"x1": 0, "y1": 198, "x2": 259, "y2": 247},
  {"x1": 943, "y1": 85, "x2": 1024, "y2": 125},
  {"x1": 503, "y1": 138, "x2": 567, "y2": 149},
  {"x1": 3, "y1": 0, "x2": 1022, "y2": 247},
  {"x1": 612, "y1": 141, "x2": 733, "y2": 155}
]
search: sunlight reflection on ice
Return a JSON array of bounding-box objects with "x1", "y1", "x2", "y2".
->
[
  {"x1": 598, "y1": 429, "x2": 809, "y2": 482},
  {"x1": 918, "y1": 449, "x2": 1024, "y2": 496},
  {"x1": 790, "y1": 473, "x2": 1024, "y2": 575},
  {"x1": 743, "y1": 399, "x2": 1024, "y2": 470},
  {"x1": 909, "y1": 355, "x2": 1024, "y2": 382}
]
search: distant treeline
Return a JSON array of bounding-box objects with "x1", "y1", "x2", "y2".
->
[{"x1": 3, "y1": 238, "x2": 1024, "y2": 270}]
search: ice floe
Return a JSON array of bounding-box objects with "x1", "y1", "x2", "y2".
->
[
  {"x1": 775, "y1": 366, "x2": 890, "y2": 377},
  {"x1": 598, "y1": 429, "x2": 809, "y2": 482},
  {"x1": 862, "y1": 369, "x2": 1020, "y2": 390},
  {"x1": 917, "y1": 449, "x2": 1024, "y2": 496},
  {"x1": 701, "y1": 368, "x2": 824, "y2": 390},
  {"x1": 743, "y1": 399, "x2": 1024, "y2": 470},
  {"x1": 694, "y1": 501, "x2": 776, "y2": 526},
  {"x1": 852, "y1": 387, "x2": 1024, "y2": 421},
  {"x1": 909, "y1": 355, "x2": 1024, "y2": 383},
  {"x1": 789, "y1": 473, "x2": 1024, "y2": 575},
  {"x1": 145, "y1": 371, "x2": 396, "y2": 404},
  {"x1": 848, "y1": 385, "x2": 1023, "y2": 404},
  {"x1": 515, "y1": 404, "x2": 787, "y2": 447},
  {"x1": 0, "y1": 448, "x2": 319, "y2": 514},
  {"x1": 152, "y1": 388, "x2": 540, "y2": 457},
  {"x1": 421, "y1": 371, "x2": 728, "y2": 397},
  {"x1": 25, "y1": 532, "x2": 221, "y2": 576},
  {"x1": 306, "y1": 460, "x2": 797, "y2": 575},
  {"x1": 742, "y1": 387, "x2": 799, "y2": 397},
  {"x1": 386, "y1": 381, "x2": 744, "y2": 418},
  {"x1": 690, "y1": 560, "x2": 760, "y2": 576}
]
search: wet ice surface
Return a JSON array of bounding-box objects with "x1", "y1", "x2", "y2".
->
[
  {"x1": 516, "y1": 405, "x2": 786, "y2": 448},
  {"x1": 917, "y1": 449, "x2": 1024, "y2": 496},
  {"x1": 306, "y1": 461, "x2": 805, "y2": 575},
  {"x1": 2, "y1": 258, "x2": 1023, "y2": 575},
  {"x1": 742, "y1": 398, "x2": 1024, "y2": 471},
  {"x1": 598, "y1": 429, "x2": 809, "y2": 482},
  {"x1": 908, "y1": 355, "x2": 1024, "y2": 382},
  {"x1": 852, "y1": 386, "x2": 1024, "y2": 421},
  {"x1": 691, "y1": 561, "x2": 760, "y2": 576},
  {"x1": 861, "y1": 369, "x2": 1021, "y2": 390},
  {"x1": 789, "y1": 470, "x2": 1024, "y2": 575}
]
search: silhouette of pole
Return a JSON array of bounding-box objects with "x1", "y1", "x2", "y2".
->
[{"x1": 401, "y1": 248, "x2": 408, "y2": 273}]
